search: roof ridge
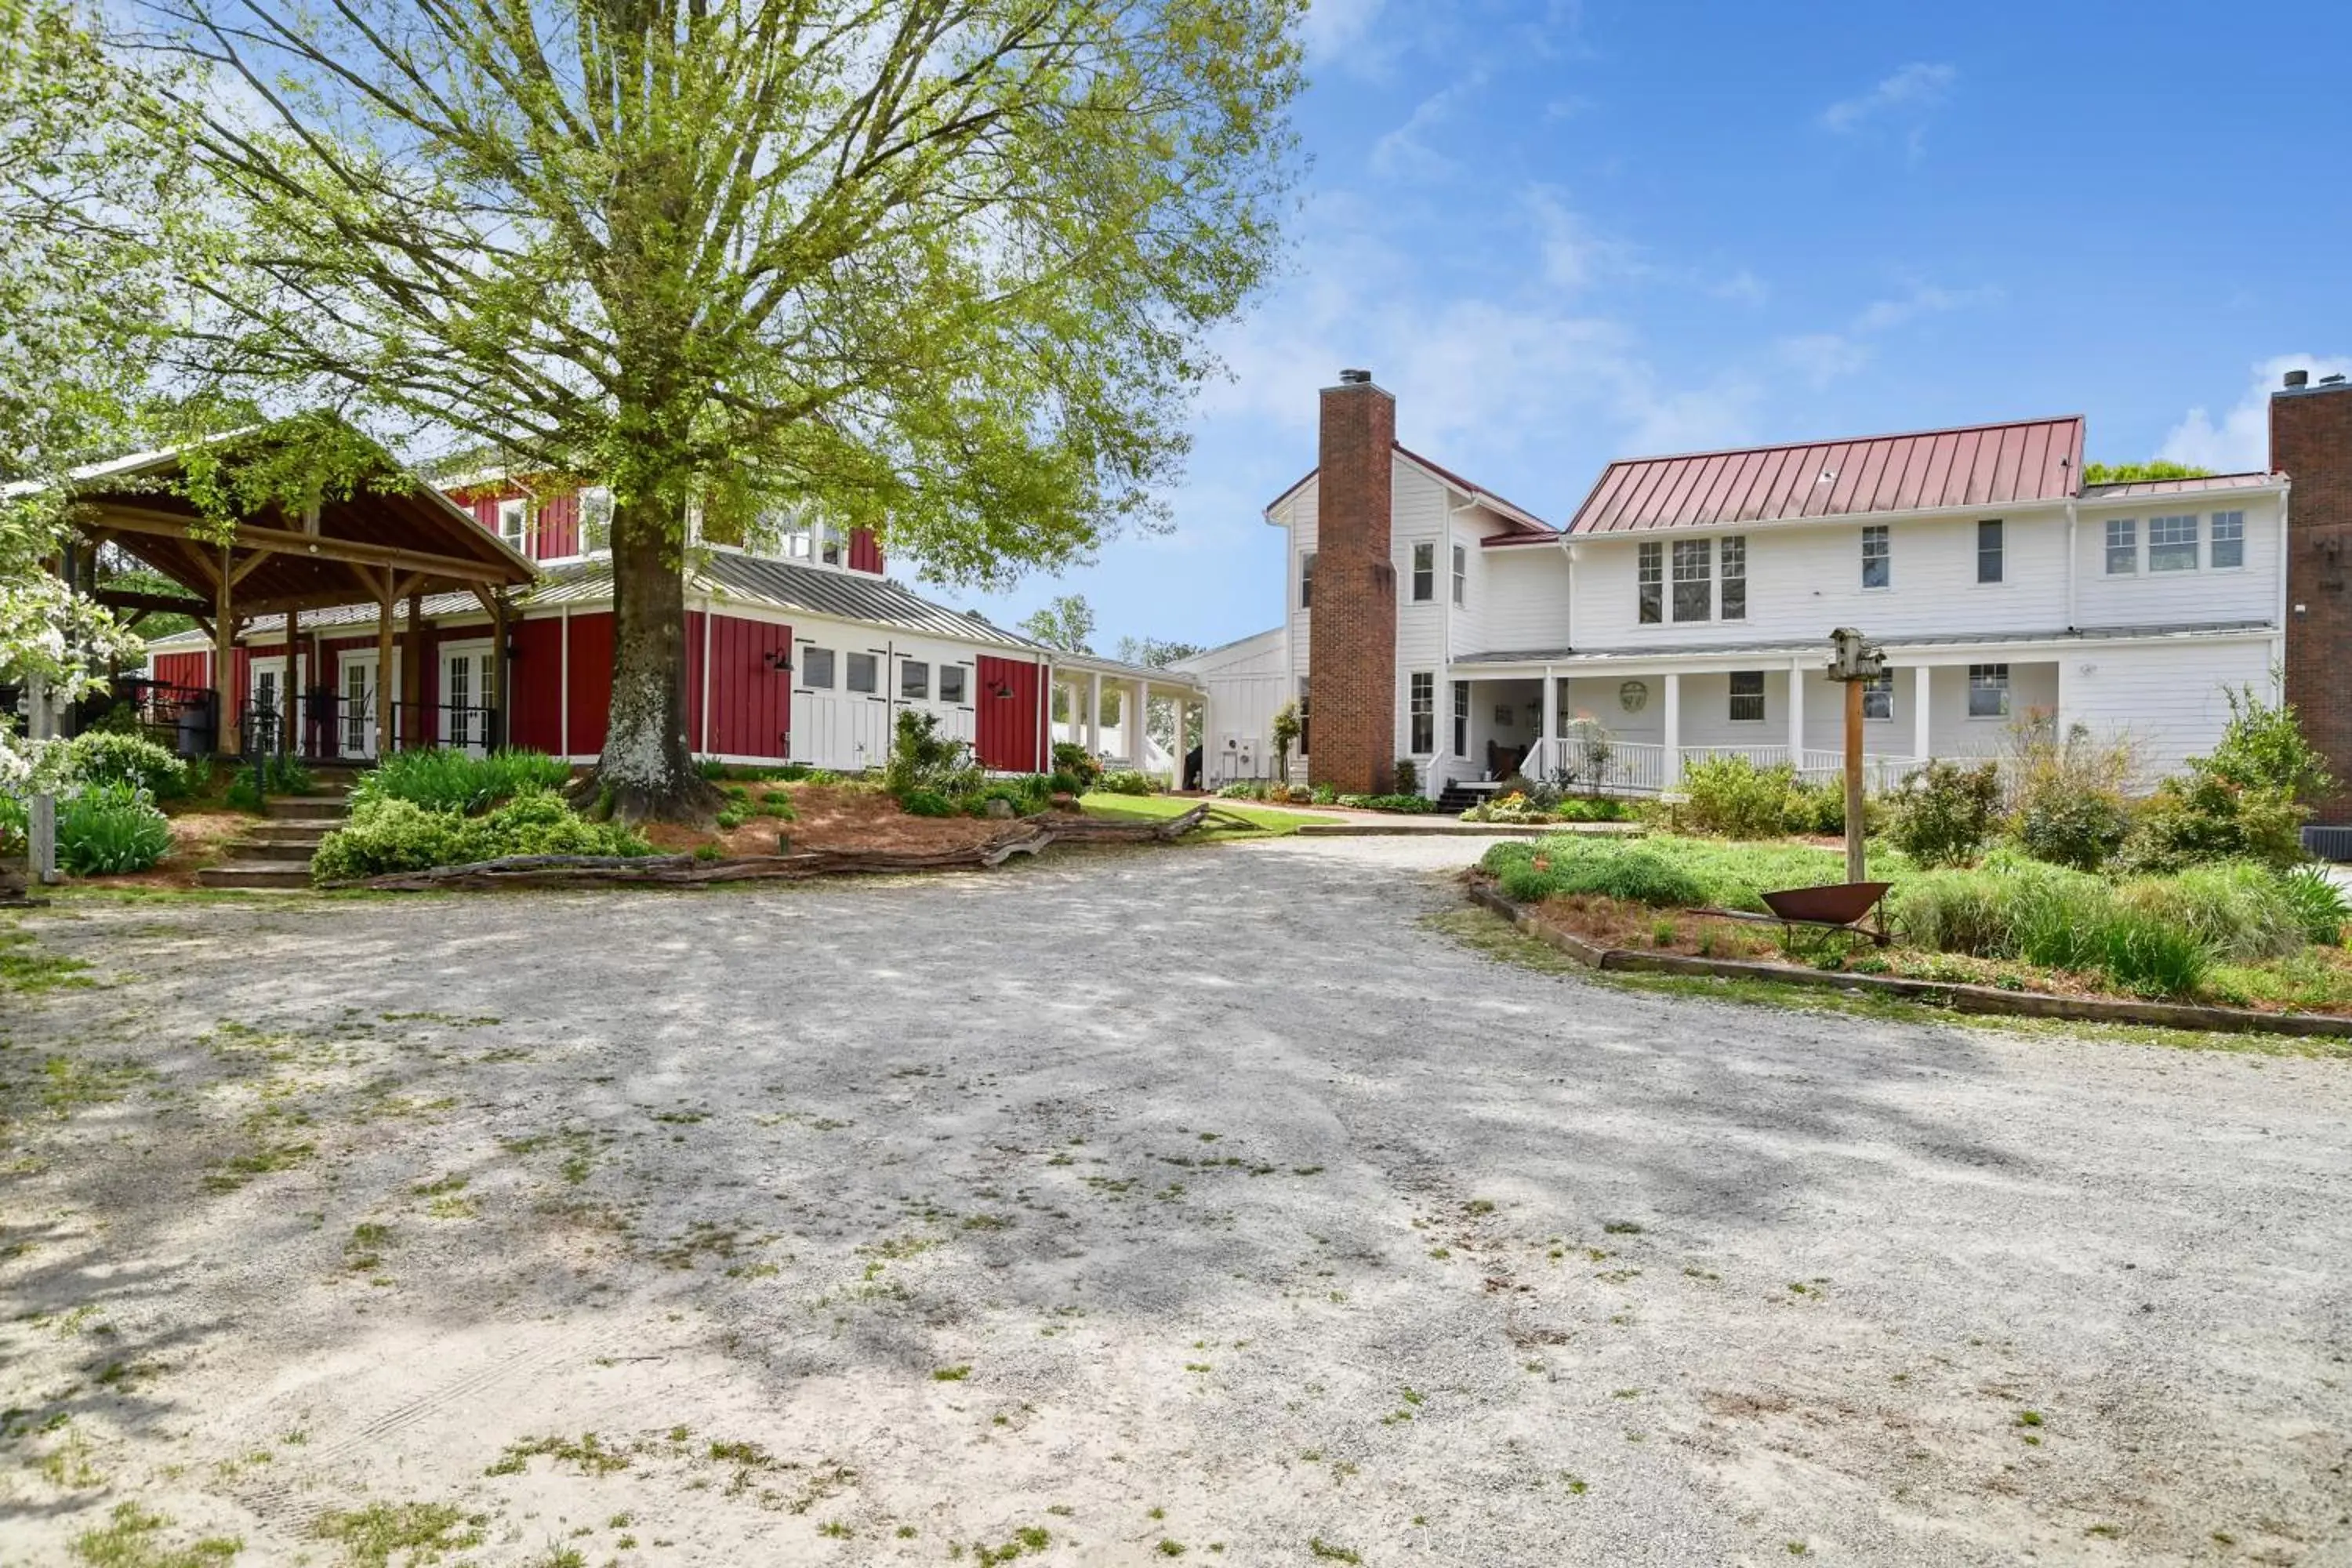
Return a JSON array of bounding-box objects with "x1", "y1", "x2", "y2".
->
[{"x1": 1591, "y1": 414, "x2": 2086, "y2": 471}]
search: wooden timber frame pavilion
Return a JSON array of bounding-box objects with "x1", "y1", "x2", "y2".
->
[{"x1": 49, "y1": 437, "x2": 538, "y2": 758}]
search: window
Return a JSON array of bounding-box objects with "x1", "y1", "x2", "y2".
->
[
  {"x1": 2105, "y1": 518, "x2": 2138, "y2": 575},
  {"x1": 1860, "y1": 524, "x2": 1890, "y2": 590},
  {"x1": 1977, "y1": 519, "x2": 2003, "y2": 584},
  {"x1": 1409, "y1": 672, "x2": 1434, "y2": 753},
  {"x1": 1451, "y1": 681, "x2": 1468, "y2": 757},
  {"x1": 1451, "y1": 543, "x2": 1467, "y2": 608},
  {"x1": 901, "y1": 659, "x2": 930, "y2": 700},
  {"x1": 1671, "y1": 538, "x2": 1711, "y2": 622},
  {"x1": 1861, "y1": 670, "x2": 1893, "y2": 721},
  {"x1": 497, "y1": 498, "x2": 528, "y2": 551},
  {"x1": 1636, "y1": 541, "x2": 1663, "y2": 624},
  {"x1": 846, "y1": 652, "x2": 878, "y2": 694},
  {"x1": 1298, "y1": 678, "x2": 1310, "y2": 754},
  {"x1": 1728, "y1": 670, "x2": 1765, "y2": 723},
  {"x1": 2211, "y1": 510, "x2": 2245, "y2": 569},
  {"x1": 1719, "y1": 535, "x2": 1747, "y2": 620},
  {"x1": 2149, "y1": 514, "x2": 2198, "y2": 572},
  {"x1": 579, "y1": 487, "x2": 612, "y2": 554},
  {"x1": 940, "y1": 666, "x2": 967, "y2": 704},
  {"x1": 1968, "y1": 662, "x2": 2010, "y2": 719},
  {"x1": 1299, "y1": 550, "x2": 1316, "y2": 609},
  {"x1": 819, "y1": 528, "x2": 842, "y2": 567},
  {"x1": 787, "y1": 532, "x2": 811, "y2": 558},
  {"x1": 800, "y1": 647, "x2": 835, "y2": 689},
  {"x1": 1411, "y1": 541, "x2": 1434, "y2": 602}
]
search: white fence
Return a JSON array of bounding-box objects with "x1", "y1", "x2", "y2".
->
[{"x1": 1522, "y1": 737, "x2": 1926, "y2": 797}]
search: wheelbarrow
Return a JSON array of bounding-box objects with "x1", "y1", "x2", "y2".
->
[{"x1": 1695, "y1": 881, "x2": 1893, "y2": 947}]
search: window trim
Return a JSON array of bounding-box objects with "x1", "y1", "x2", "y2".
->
[
  {"x1": 495, "y1": 496, "x2": 529, "y2": 552},
  {"x1": 1299, "y1": 550, "x2": 1316, "y2": 610},
  {"x1": 2104, "y1": 517, "x2": 2139, "y2": 575},
  {"x1": 900, "y1": 659, "x2": 931, "y2": 701},
  {"x1": 939, "y1": 665, "x2": 968, "y2": 706},
  {"x1": 1450, "y1": 543, "x2": 1467, "y2": 608},
  {"x1": 1450, "y1": 680, "x2": 1468, "y2": 757},
  {"x1": 1860, "y1": 524, "x2": 1891, "y2": 591},
  {"x1": 845, "y1": 652, "x2": 879, "y2": 695},
  {"x1": 2209, "y1": 510, "x2": 2246, "y2": 572},
  {"x1": 1966, "y1": 662, "x2": 2011, "y2": 721},
  {"x1": 1636, "y1": 540, "x2": 1664, "y2": 626},
  {"x1": 2147, "y1": 513, "x2": 2199, "y2": 574},
  {"x1": 1408, "y1": 671, "x2": 1435, "y2": 754},
  {"x1": 1976, "y1": 519, "x2": 2004, "y2": 586},
  {"x1": 1727, "y1": 670, "x2": 1766, "y2": 724},
  {"x1": 799, "y1": 646, "x2": 836, "y2": 691},
  {"x1": 1410, "y1": 541, "x2": 1435, "y2": 603}
]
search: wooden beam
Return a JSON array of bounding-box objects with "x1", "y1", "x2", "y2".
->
[
  {"x1": 488, "y1": 593, "x2": 510, "y2": 749},
  {"x1": 390, "y1": 571, "x2": 430, "y2": 603},
  {"x1": 227, "y1": 549, "x2": 274, "y2": 590},
  {"x1": 93, "y1": 507, "x2": 524, "y2": 586},
  {"x1": 90, "y1": 588, "x2": 212, "y2": 617}
]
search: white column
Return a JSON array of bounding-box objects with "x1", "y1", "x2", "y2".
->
[
  {"x1": 1132, "y1": 677, "x2": 1149, "y2": 768},
  {"x1": 1912, "y1": 664, "x2": 1933, "y2": 762},
  {"x1": 1663, "y1": 671, "x2": 1682, "y2": 788},
  {"x1": 1787, "y1": 659, "x2": 1806, "y2": 768},
  {"x1": 1539, "y1": 670, "x2": 1557, "y2": 776},
  {"x1": 27, "y1": 671, "x2": 56, "y2": 884},
  {"x1": 1087, "y1": 670, "x2": 1103, "y2": 754}
]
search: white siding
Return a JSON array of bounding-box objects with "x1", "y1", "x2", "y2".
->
[
  {"x1": 1392, "y1": 460, "x2": 1450, "y2": 758},
  {"x1": 1280, "y1": 482, "x2": 1316, "y2": 729},
  {"x1": 2063, "y1": 637, "x2": 2278, "y2": 783},
  {"x1": 1174, "y1": 628, "x2": 1288, "y2": 783},
  {"x1": 1479, "y1": 545, "x2": 1570, "y2": 655},
  {"x1": 2074, "y1": 495, "x2": 2281, "y2": 630}
]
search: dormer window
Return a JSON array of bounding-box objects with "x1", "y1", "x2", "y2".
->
[{"x1": 496, "y1": 497, "x2": 528, "y2": 552}]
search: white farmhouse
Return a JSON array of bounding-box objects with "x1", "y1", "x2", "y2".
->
[{"x1": 1189, "y1": 368, "x2": 2314, "y2": 808}]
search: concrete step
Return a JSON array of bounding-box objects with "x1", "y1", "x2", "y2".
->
[
  {"x1": 197, "y1": 862, "x2": 316, "y2": 890},
  {"x1": 265, "y1": 794, "x2": 349, "y2": 819}
]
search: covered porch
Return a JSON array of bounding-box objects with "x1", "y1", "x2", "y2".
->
[
  {"x1": 1431, "y1": 655, "x2": 2060, "y2": 797},
  {"x1": 1044, "y1": 656, "x2": 1209, "y2": 789}
]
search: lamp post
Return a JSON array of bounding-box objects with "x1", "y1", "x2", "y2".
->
[{"x1": 1824, "y1": 628, "x2": 1886, "y2": 885}]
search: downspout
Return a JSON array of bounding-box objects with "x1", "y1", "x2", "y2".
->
[
  {"x1": 2275, "y1": 479, "x2": 2292, "y2": 700},
  {"x1": 559, "y1": 605, "x2": 572, "y2": 760},
  {"x1": 2063, "y1": 498, "x2": 2078, "y2": 632},
  {"x1": 698, "y1": 593, "x2": 714, "y2": 757}
]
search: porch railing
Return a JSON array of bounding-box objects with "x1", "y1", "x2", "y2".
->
[
  {"x1": 236, "y1": 696, "x2": 502, "y2": 763},
  {"x1": 1523, "y1": 735, "x2": 1927, "y2": 797}
]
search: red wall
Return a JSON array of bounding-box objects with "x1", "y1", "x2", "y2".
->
[
  {"x1": 685, "y1": 612, "x2": 793, "y2": 759},
  {"x1": 565, "y1": 612, "x2": 614, "y2": 757},
  {"x1": 456, "y1": 484, "x2": 576, "y2": 562},
  {"x1": 508, "y1": 618, "x2": 565, "y2": 752},
  {"x1": 152, "y1": 651, "x2": 209, "y2": 689},
  {"x1": 848, "y1": 527, "x2": 884, "y2": 575},
  {"x1": 976, "y1": 655, "x2": 1042, "y2": 771}
]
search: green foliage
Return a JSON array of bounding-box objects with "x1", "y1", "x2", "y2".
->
[
  {"x1": 65, "y1": 732, "x2": 191, "y2": 800},
  {"x1": 2116, "y1": 862, "x2": 2307, "y2": 962},
  {"x1": 1459, "y1": 792, "x2": 1551, "y2": 823},
  {"x1": 1050, "y1": 742, "x2": 1102, "y2": 793},
  {"x1": 884, "y1": 710, "x2": 981, "y2": 807},
  {"x1": 2002, "y1": 713, "x2": 2137, "y2": 869},
  {"x1": 353, "y1": 748, "x2": 570, "y2": 815},
  {"x1": 1098, "y1": 769, "x2": 1160, "y2": 796},
  {"x1": 898, "y1": 789, "x2": 955, "y2": 818},
  {"x1": 2096, "y1": 909, "x2": 2212, "y2": 999},
  {"x1": 1885, "y1": 760, "x2": 2000, "y2": 868},
  {"x1": 1019, "y1": 595, "x2": 1096, "y2": 653},
  {"x1": 1680, "y1": 755, "x2": 1795, "y2": 840},
  {"x1": 967, "y1": 776, "x2": 1052, "y2": 818},
  {"x1": 1338, "y1": 793, "x2": 1436, "y2": 814},
  {"x1": 1495, "y1": 846, "x2": 1707, "y2": 909},
  {"x1": 1480, "y1": 835, "x2": 1855, "y2": 913},
  {"x1": 2015, "y1": 790, "x2": 2133, "y2": 871},
  {"x1": 311, "y1": 789, "x2": 650, "y2": 883},
  {"x1": 225, "y1": 753, "x2": 314, "y2": 810},
  {"x1": 0, "y1": 789, "x2": 24, "y2": 857},
  {"x1": 1308, "y1": 782, "x2": 1337, "y2": 805},
  {"x1": 57, "y1": 782, "x2": 172, "y2": 874},
  {"x1": 1392, "y1": 758, "x2": 1418, "y2": 797},
  {"x1": 2279, "y1": 865, "x2": 2349, "y2": 946},
  {"x1": 2080, "y1": 460, "x2": 2213, "y2": 485},
  {"x1": 70, "y1": 1501, "x2": 241, "y2": 1567},
  {"x1": 1270, "y1": 701, "x2": 1301, "y2": 777},
  {"x1": 2205, "y1": 684, "x2": 2333, "y2": 802},
  {"x1": 2119, "y1": 689, "x2": 2328, "y2": 873}
]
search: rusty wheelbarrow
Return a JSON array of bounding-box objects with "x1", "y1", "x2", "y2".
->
[{"x1": 1695, "y1": 880, "x2": 1894, "y2": 947}]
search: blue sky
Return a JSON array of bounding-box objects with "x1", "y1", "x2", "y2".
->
[{"x1": 960, "y1": 0, "x2": 2352, "y2": 652}]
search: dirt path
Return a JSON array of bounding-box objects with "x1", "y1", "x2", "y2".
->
[{"x1": 2, "y1": 838, "x2": 2347, "y2": 1566}]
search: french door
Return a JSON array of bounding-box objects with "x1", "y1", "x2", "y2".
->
[{"x1": 441, "y1": 643, "x2": 495, "y2": 754}]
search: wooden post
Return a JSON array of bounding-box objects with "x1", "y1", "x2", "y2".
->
[
  {"x1": 1844, "y1": 674, "x2": 1866, "y2": 886},
  {"x1": 281, "y1": 602, "x2": 299, "y2": 757},
  {"x1": 402, "y1": 590, "x2": 424, "y2": 747},
  {"x1": 375, "y1": 578, "x2": 396, "y2": 759},
  {"x1": 214, "y1": 548, "x2": 238, "y2": 756},
  {"x1": 489, "y1": 594, "x2": 510, "y2": 750}
]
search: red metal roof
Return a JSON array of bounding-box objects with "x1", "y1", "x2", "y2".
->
[
  {"x1": 1565, "y1": 416, "x2": 2086, "y2": 535},
  {"x1": 2079, "y1": 470, "x2": 2276, "y2": 499},
  {"x1": 1265, "y1": 442, "x2": 1555, "y2": 533}
]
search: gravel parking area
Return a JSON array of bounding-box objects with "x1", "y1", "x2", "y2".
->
[{"x1": 3, "y1": 836, "x2": 2349, "y2": 1566}]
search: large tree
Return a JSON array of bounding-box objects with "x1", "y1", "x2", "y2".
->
[{"x1": 140, "y1": 0, "x2": 1305, "y2": 818}]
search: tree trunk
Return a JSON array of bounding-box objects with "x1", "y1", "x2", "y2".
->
[{"x1": 576, "y1": 493, "x2": 721, "y2": 824}]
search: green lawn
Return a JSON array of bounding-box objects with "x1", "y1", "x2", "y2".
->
[{"x1": 1078, "y1": 791, "x2": 1327, "y2": 839}]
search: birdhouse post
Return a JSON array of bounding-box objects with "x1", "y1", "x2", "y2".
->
[{"x1": 1824, "y1": 628, "x2": 1886, "y2": 884}]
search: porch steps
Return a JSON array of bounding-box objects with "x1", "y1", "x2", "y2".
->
[
  {"x1": 1436, "y1": 783, "x2": 1489, "y2": 815},
  {"x1": 199, "y1": 789, "x2": 351, "y2": 889}
]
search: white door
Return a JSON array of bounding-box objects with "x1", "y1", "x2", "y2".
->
[
  {"x1": 248, "y1": 655, "x2": 306, "y2": 751},
  {"x1": 441, "y1": 642, "x2": 494, "y2": 754},
  {"x1": 336, "y1": 651, "x2": 393, "y2": 760}
]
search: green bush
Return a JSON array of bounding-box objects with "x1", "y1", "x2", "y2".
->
[
  {"x1": 1218, "y1": 780, "x2": 1270, "y2": 800},
  {"x1": 1680, "y1": 756, "x2": 1794, "y2": 839},
  {"x1": 2015, "y1": 790, "x2": 2132, "y2": 871},
  {"x1": 1098, "y1": 770, "x2": 1159, "y2": 797},
  {"x1": 2002, "y1": 716, "x2": 2136, "y2": 870},
  {"x1": 967, "y1": 776, "x2": 1051, "y2": 818},
  {"x1": 1341, "y1": 793, "x2": 1436, "y2": 814},
  {"x1": 2097, "y1": 909, "x2": 2211, "y2": 999},
  {"x1": 1050, "y1": 742, "x2": 1102, "y2": 793},
  {"x1": 2205, "y1": 684, "x2": 2332, "y2": 801},
  {"x1": 65, "y1": 731, "x2": 191, "y2": 800},
  {"x1": 2280, "y1": 865, "x2": 2349, "y2": 946},
  {"x1": 2116, "y1": 862, "x2": 2306, "y2": 963},
  {"x1": 0, "y1": 791, "x2": 25, "y2": 858},
  {"x1": 352, "y1": 748, "x2": 570, "y2": 815},
  {"x1": 57, "y1": 782, "x2": 172, "y2": 875},
  {"x1": 2120, "y1": 775, "x2": 2307, "y2": 873},
  {"x1": 1393, "y1": 759, "x2": 1418, "y2": 797},
  {"x1": 226, "y1": 753, "x2": 315, "y2": 811},
  {"x1": 1309, "y1": 782, "x2": 1338, "y2": 805},
  {"x1": 1495, "y1": 847, "x2": 1707, "y2": 909},
  {"x1": 886, "y1": 711, "x2": 981, "y2": 804},
  {"x1": 1480, "y1": 835, "x2": 1849, "y2": 912},
  {"x1": 899, "y1": 789, "x2": 955, "y2": 818},
  {"x1": 1890, "y1": 867, "x2": 2018, "y2": 957},
  {"x1": 1885, "y1": 760, "x2": 2000, "y2": 868},
  {"x1": 311, "y1": 789, "x2": 650, "y2": 884}
]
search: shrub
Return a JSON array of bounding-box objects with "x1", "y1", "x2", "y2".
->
[
  {"x1": 2002, "y1": 867, "x2": 2114, "y2": 971},
  {"x1": 2015, "y1": 790, "x2": 2132, "y2": 871},
  {"x1": 967, "y1": 776, "x2": 1051, "y2": 818},
  {"x1": 1341, "y1": 793, "x2": 1436, "y2": 814},
  {"x1": 1309, "y1": 782, "x2": 1338, "y2": 805},
  {"x1": 2003, "y1": 714, "x2": 2136, "y2": 870},
  {"x1": 1393, "y1": 759, "x2": 1418, "y2": 797},
  {"x1": 887, "y1": 711, "x2": 982, "y2": 802},
  {"x1": 353, "y1": 748, "x2": 569, "y2": 815},
  {"x1": 2205, "y1": 684, "x2": 2332, "y2": 801},
  {"x1": 64, "y1": 732, "x2": 190, "y2": 800},
  {"x1": 311, "y1": 790, "x2": 649, "y2": 883},
  {"x1": 2115, "y1": 862, "x2": 2306, "y2": 962},
  {"x1": 2120, "y1": 775, "x2": 2307, "y2": 873},
  {"x1": 1218, "y1": 781, "x2": 1270, "y2": 800},
  {"x1": 1459, "y1": 792, "x2": 1551, "y2": 823},
  {"x1": 0, "y1": 791, "x2": 25, "y2": 858},
  {"x1": 2096, "y1": 909, "x2": 2211, "y2": 999},
  {"x1": 468, "y1": 789, "x2": 652, "y2": 858},
  {"x1": 57, "y1": 783, "x2": 172, "y2": 875},
  {"x1": 1050, "y1": 742, "x2": 1102, "y2": 793},
  {"x1": 1680, "y1": 756, "x2": 1794, "y2": 840},
  {"x1": 899, "y1": 789, "x2": 955, "y2": 818},
  {"x1": 1269, "y1": 701, "x2": 1301, "y2": 780},
  {"x1": 226, "y1": 753, "x2": 315, "y2": 811},
  {"x1": 1047, "y1": 770, "x2": 1087, "y2": 797},
  {"x1": 1098, "y1": 770, "x2": 1159, "y2": 797},
  {"x1": 2280, "y1": 865, "x2": 2349, "y2": 947},
  {"x1": 1885, "y1": 760, "x2": 2000, "y2": 868}
]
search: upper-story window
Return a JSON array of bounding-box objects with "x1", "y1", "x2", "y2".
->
[
  {"x1": 1637, "y1": 541, "x2": 1663, "y2": 624},
  {"x1": 1299, "y1": 550, "x2": 1316, "y2": 609},
  {"x1": 2105, "y1": 518, "x2": 2138, "y2": 575},
  {"x1": 820, "y1": 529, "x2": 843, "y2": 567},
  {"x1": 496, "y1": 497, "x2": 528, "y2": 552},
  {"x1": 578, "y1": 487, "x2": 612, "y2": 555},
  {"x1": 1977, "y1": 520, "x2": 2003, "y2": 584},
  {"x1": 1728, "y1": 670, "x2": 1765, "y2": 723},
  {"x1": 1860, "y1": 524, "x2": 1890, "y2": 590},
  {"x1": 1719, "y1": 535, "x2": 1747, "y2": 621},
  {"x1": 1671, "y1": 539, "x2": 1711, "y2": 622},
  {"x1": 1410, "y1": 542, "x2": 1434, "y2": 602},
  {"x1": 2212, "y1": 510, "x2": 2245, "y2": 569},
  {"x1": 1862, "y1": 670, "x2": 1894, "y2": 720},
  {"x1": 2149, "y1": 514, "x2": 2198, "y2": 572},
  {"x1": 1450, "y1": 543, "x2": 1467, "y2": 607}
]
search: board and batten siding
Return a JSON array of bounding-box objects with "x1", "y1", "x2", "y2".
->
[{"x1": 1175, "y1": 627, "x2": 1287, "y2": 782}]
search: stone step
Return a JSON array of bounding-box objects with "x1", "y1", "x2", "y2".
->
[
  {"x1": 244, "y1": 820, "x2": 339, "y2": 844},
  {"x1": 232, "y1": 839, "x2": 320, "y2": 862},
  {"x1": 265, "y1": 794, "x2": 350, "y2": 819},
  {"x1": 196, "y1": 862, "x2": 315, "y2": 890}
]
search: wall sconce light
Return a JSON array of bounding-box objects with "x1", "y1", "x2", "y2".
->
[
  {"x1": 990, "y1": 681, "x2": 1014, "y2": 699},
  {"x1": 762, "y1": 649, "x2": 793, "y2": 673}
]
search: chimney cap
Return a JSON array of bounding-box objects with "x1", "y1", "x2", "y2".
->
[
  {"x1": 2285, "y1": 368, "x2": 2310, "y2": 389},
  {"x1": 1338, "y1": 368, "x2": 1373, "y2": 385},
  {"x1": 2324, "y1": 373, "x2": 2348, "y2": 387}
]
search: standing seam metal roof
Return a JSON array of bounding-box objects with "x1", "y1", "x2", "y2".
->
[{"x1": 1567, "y1": 416, "x2": 2086, "y2": 535}]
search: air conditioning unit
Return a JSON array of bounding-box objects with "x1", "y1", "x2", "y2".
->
[{"x1": 2302, "y1": 826, "x2": 2352, "y2": 863}]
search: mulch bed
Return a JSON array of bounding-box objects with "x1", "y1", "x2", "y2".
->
[{"x1": 640, "y1": 785, "x2": 1017, "y2": 859}]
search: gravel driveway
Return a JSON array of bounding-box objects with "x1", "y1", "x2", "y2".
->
[{"x1": 3, "y1": 837, "x2": 2348, "y2": 1566}]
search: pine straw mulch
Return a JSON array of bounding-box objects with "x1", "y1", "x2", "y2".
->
[{"x1": 638, "y1": 783, "x2": 1028, "y2": 858}]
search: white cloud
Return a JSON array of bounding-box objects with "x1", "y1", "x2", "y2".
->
[
  {"x1": 1851, "y1": 281, "x2": 2001, "y2": 333},
  {"x1": 1708, "y1": 269, "x2": 1769, "y2": 305},
  {"x1": 1821, "y1": 62, "x2": 1957, "y2": 133},
  {"x1": 1524, "y1": 187, "x2": 1638, "y2": 292},
  {"x1": 1300, "y1": 0, "x2": 1401, "y2": 77},
  {"x1": 1777, "y1": 333, "x2": 1872, "y2": 389},
  {"x1": 1369, "y1": 78, "x2": 1479, "y2": 180},
  {"x1": 2158, "y1": 354, "x2": 2352, "y2": 473}
]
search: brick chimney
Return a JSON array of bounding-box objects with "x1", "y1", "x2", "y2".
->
[
  {"x1": 1308, "y1": 369, "x2": 1398, "y2": 793},
  {"x1": 2273, "y1": 369, "x2": 2352, "y2": 821}
]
